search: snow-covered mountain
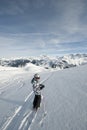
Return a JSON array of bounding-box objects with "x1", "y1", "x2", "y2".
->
[
  {"x1": 0, "y1": 54, "x2": 87, "y2": 70},
  {"x1": 0, "y1": 60, "x2": 87, "y2": 130}
]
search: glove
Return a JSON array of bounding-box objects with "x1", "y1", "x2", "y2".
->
[{"x1": 40, "y1": 84, "x2": 45, "y2": 90}]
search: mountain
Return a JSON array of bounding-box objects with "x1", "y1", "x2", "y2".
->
[{"x1": 0, "y1": 54, "x2": 87, "y2": 70}]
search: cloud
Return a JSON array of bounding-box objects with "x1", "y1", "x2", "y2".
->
[
  {"x1": 0, "y1": 0, "x2": 87, "y2": 57},
  {"x1": 0, "y1": 32, "x2": 87, "y2": 57},
  {"x1": 0, "y1": 0, "x2": 48, "y2": 15},
  {"x1": 59, "y1": 0, "x2": 86, "y2": 34},
  {"x1": 0, "y1": 0, "x2": 25, "y2": 15},
  {"x1": 0, "y1": 36, "x2": 15, "y2": 47}
]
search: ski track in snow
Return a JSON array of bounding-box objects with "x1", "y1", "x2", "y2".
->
[
  {"x1": 1, "y1": 64, "x2": 87, "y2": 130},
  {"x1": 0, "y1": 76, "x2": 25, "y2": 95},
  {"x1": 39, "y1": 112, "x2": 47, "y2": 127},
  {"x1": 1, "y1": 73, "x2": 51, "y2": 130}
]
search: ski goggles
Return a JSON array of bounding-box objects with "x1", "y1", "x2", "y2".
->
[{"x1": 35, "y1": 77, "x2": 40, "y2": 79}]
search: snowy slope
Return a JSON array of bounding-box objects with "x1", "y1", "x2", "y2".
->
[{"x1": 0, "y1": 64, "x2": 87, "y2": 130}]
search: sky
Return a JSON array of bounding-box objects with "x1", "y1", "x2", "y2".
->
[{"x1": 0, "y1": 0, "x2": 87, "y2": 58}]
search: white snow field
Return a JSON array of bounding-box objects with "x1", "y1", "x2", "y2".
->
[{"x1": 0, "y1": 64, "x2": 87, "y2": 130}]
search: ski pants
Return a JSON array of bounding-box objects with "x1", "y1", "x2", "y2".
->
[{"x1": 33, "y1": 95, "x2": 41, "y2": 109}]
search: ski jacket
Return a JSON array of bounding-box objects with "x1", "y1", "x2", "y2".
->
[{"x1": 31, "y1": 78, "x2": 45, "y2": 95}]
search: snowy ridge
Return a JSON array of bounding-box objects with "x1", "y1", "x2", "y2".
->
[
  {"x1": 0, "y1": 54, "x2": 87, "y2": 70},
  {"x1": 24, "y1": 63, "x2": 45, "y2": 72}
]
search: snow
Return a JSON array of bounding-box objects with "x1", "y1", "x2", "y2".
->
[
  {"x1": 62, "y1": 54, "x2": 87, "y2": 66},
  {"x1": 0, "y1": 63, "x2": 87, "y2": 130},
  {"x1": 24, "y1": 63, "x2": 46, "y2": 72},
  {"x1": 0, "y1": 54, "x2": 87, "y2": 69}
]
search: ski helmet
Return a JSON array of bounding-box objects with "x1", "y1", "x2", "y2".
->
[{"x1": 34, "y1": 73, "x2": 40, "y2": 79}]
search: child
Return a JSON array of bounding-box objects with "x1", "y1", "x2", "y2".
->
[{"x1": 31, "y1": 73, "x2": 45, "y2": 110}]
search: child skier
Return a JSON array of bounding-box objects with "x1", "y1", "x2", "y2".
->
[{"x1": 31, "y1": 73, "x2": 45, "y2": 110}]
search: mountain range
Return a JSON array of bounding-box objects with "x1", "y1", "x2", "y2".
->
[{"x1": 0, "y1": 54, "x2": 87, "y2": 70}]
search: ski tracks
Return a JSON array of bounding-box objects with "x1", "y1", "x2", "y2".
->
[
  {"x1": 0, "y1": 76, "x2": 25, "y2": 96},
  {"x1": 18, "y1": 110, "x2": 37, "y2": 130},
  {"x1": 39, "y1": 111, "x2": 47, "y2": 127},
  {"x1": 1, "y1": 72, "x2": 52, "y2": 130}
]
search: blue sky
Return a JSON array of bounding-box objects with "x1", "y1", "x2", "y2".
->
[{"x1": 0, "y1": 0, "x2": 87, "y2": 57}]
